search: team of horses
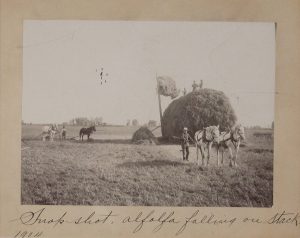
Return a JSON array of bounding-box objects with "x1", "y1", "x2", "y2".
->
[
  {"x1": 42, "y1": 125, "x2": 96, "y2": 141},
  {"x1": 42, "y1": 125, "x2": 59, "y2": 141},
  {"x1": 194, "y1": 124, "x2": 245, "y2": 167},
  {"x1": 41, "y1": 123, "x2": 245, "y2": 167}
]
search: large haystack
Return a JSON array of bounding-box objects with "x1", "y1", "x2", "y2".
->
[
  {"x1": 132, "y1": 126, "x2": 157, "y2": 145},
  {"x1": 162, "y1": 88, "x2": 237, "y2": 139}
]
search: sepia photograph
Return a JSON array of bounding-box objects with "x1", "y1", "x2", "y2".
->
[{"x1": 21, "y1": 20, "x2": 275, "y2": 207}]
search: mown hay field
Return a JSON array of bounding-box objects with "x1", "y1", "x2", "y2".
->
[{"x1": 21, "y1": 125, "x2": 273, "y2": 207}]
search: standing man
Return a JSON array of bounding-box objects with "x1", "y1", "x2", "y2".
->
[
  {"x1": 61, "y1": 125, "x2": 67, "y2": 140},
  {"x1": 181, "y1": 127, "x2": 193, "y2": 161},
  {"x1": 192, "y1": 80, "x2": 198, "y2": 91},
  {"x1": 199, "y1": 79, "x2": 203, "y2": 89}
]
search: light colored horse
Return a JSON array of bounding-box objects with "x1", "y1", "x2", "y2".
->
[
  {"x1": 41, "y1": 125, "x2": 58, "y2": 141},
  {"x1": 217, "y1": 124, "x2": 246, "y2": 167},
  {"x1": 194, "y1": 125, "x2": 220, "y2": 166}
]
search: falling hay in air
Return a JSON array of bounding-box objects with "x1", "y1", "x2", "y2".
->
[{"x1": 157, "y1": 76, "x2": 180, "y2": 99}]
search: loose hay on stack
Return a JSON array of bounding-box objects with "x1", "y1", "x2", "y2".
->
[
  {"x1": 162, "y1": 88, "x2": 237, "y2": 139},
  {"x1": 132, "y1": 126, "x2": 157, "y2": 145}
]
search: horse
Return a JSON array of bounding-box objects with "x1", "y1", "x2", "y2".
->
[
  {"x1": 41, "y1": 124, "x2": 58, "y2": 141},
  {"x1": 194, "y1": 125, "x2": 220, "y2": 166},
  {"x1": 216, "y1": 124, "x2": 246, "y2": 167},
  {"x1": 79, "y1": 125, "x2": 96, "y2": 141}
]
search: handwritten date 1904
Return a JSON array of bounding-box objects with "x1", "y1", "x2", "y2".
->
[{"x1": 14, "y1": 230, "x2": 43, "y2": 238}]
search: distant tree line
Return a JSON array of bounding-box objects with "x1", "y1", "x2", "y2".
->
[
  {"x1": 148, "y1": 120, "x2": 157, "y2": 127},
  {"x1": 126, "y1": 119, "x2": 158, "y2": 127},
  {"x1": 69, "y1": 117, "x2": 103, "y2": 126},
  {"x1": 246, "y1": 124, "x2": 274, "y2": 130},
  {"x1": 21, "y1": 118, "x2": 159, "y2": 127},
  {"x1": 126, "y1": 119, "x2": 139, "y2": 126}
]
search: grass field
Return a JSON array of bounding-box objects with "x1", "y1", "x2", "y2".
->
[{"x1": 21, "y1": 125, "x2": 273, "y2": 207}]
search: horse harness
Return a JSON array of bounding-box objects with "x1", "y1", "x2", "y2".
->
[
  {"x1": 220, "y1": 130, "x2": 240, "y2": 148},
  {"x1": 201, "y1": 129, "x2": 216, "y2": 143}
]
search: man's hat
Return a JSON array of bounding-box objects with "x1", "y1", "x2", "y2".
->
[{"x1": 183, "y1": 127, "x2": 188, "y2": 131}]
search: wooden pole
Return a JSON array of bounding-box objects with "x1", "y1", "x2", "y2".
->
[{"x1": 156, "y1": 74, "x2": 164, "y2": 137}]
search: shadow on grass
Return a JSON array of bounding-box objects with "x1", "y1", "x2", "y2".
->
[
  {"x1": 70, "y1": 137, "x2": 181, "y2": 146},
  {"x1": 22, "y1": 136, "x2": 197, "y2": 147},
  {"x1": 72, "y1": 138, "x2": 133, "y2": 144},
  {"x1": 118, "y1": 159, "x2": 186, "y2": 168},
  {"x1": 247, "y1": 148, "x2": 273, "y2": 153}
]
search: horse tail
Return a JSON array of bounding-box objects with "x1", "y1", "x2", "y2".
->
[
  {"x1": 194, "y1": 130, "x2": 202, "y2": 144},
  {"x1": 194, "y1": 130, "x2": 201, "y2": 165}
]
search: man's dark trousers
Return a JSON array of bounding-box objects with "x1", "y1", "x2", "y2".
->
[{"x1": 182, "y1": 144, "x2": 189, "y2": 160}]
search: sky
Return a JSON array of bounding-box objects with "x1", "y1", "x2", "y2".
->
[{"x1": 22, "y1": 21, "x2": 275, "y2": 127}]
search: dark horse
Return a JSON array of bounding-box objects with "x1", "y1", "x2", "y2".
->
[{"x1": 79, "y1": 125, "x2": 96, "y2": 141}]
